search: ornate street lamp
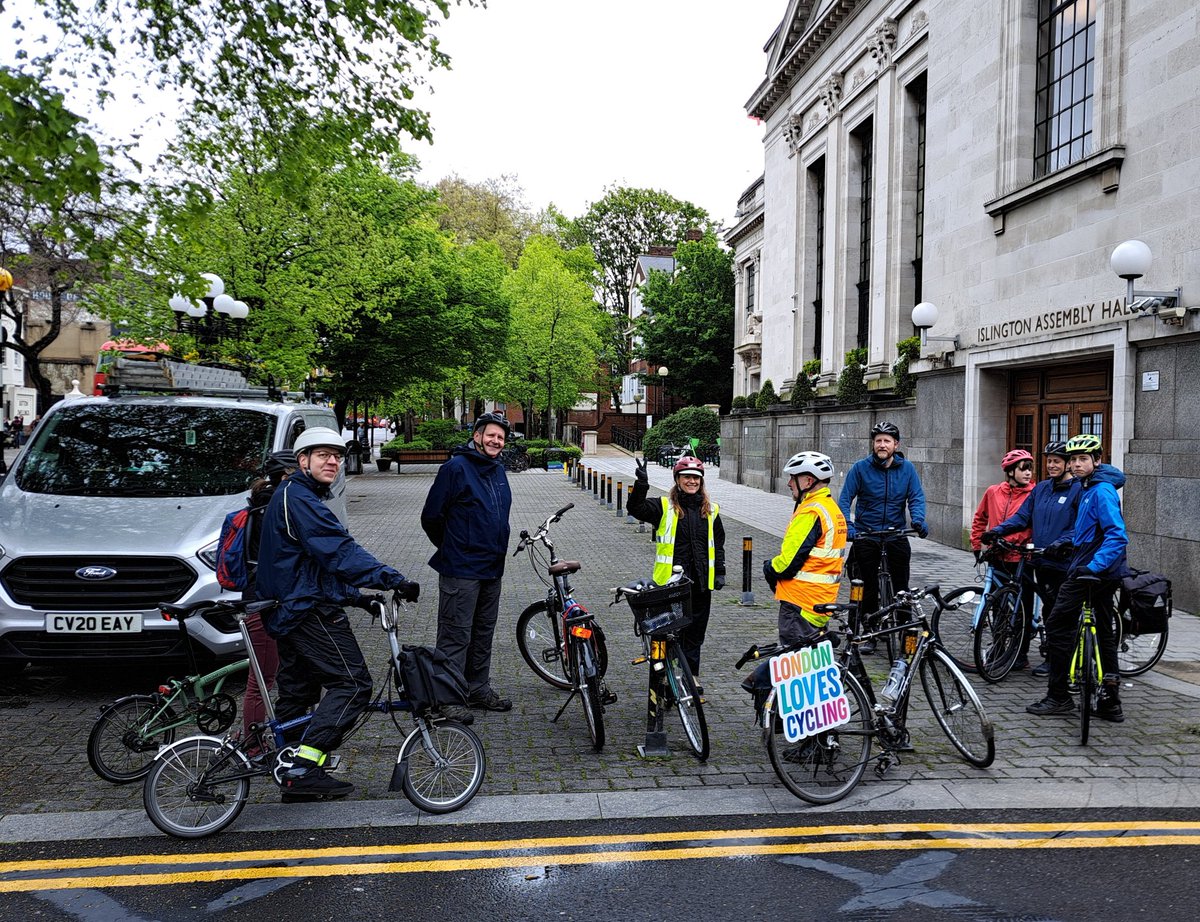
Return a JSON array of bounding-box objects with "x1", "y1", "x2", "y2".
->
[{"x1": 169, "y1": 273, "x2": 250, "y2": 361}]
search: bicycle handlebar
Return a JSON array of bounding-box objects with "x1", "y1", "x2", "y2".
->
[
  {"x1": 514, "y1": 503, "x2": 576, "y2": 555},
  {"x1": 852, "y1": 527, "x2": 919, "y2": 541}
]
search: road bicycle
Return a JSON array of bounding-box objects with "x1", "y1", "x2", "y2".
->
[
  {"x1": 850, "y1": 526, "x2": 920, "y2": 660},
  {"x1": 613, "y1": 573, "x2": 709, "y2": 761},
  {"x1": 1070, "y1": 575, "x2": 1109, "y2": 746},
  {"x1": 87, "y1": 601, "x2": 251, "y2": 784},
  {"x1": 736, "y1": 581, "x2": 994, "y2": 806},
  {"x1": 141, "y1": 594, "x2": 486, "y2": 838},
  {"x1": 513, "y1": 503, "x2": 613, "y2": 751},
  {"x1": 971, "y1": 537, "x2": 1044, "y2": 683}
]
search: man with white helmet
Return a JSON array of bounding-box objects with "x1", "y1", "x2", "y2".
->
[
  {"x1": 763, "y1": 451, "x2": 849, "y2": 646},
  {"x1": 258, "y1": 426, "x2": 421, "y2": 802}
]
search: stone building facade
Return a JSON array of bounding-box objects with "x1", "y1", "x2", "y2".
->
[{"x1": 726, "y1": 0, "x2": 1200, "y2": 608}]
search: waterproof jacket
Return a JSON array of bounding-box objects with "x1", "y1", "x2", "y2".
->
[
  {"x1": 838, "y1": 451, "x2": 927, "y2": 540},
  {"x1": 1068, "y1": 463, "x2": 1129, "y2": 579},
  {"x1": 970, "y1": 480, "x2": 1035, "y2": 562},
  {"x1": 629, "y1": 481, "x2": 726, "y2": 589},
  {"x1": 994, "y1": 475, "x2": 1082, "y2": 571},
  {"x1": 768, "y1": 485, "x2": 848, "y2": 626},
  {"x1": 420, "y1": 441, "x2": 512, "y2": 580},
  {"x1": 257, "y1": 470, "x2": 406, "y2": 637}
]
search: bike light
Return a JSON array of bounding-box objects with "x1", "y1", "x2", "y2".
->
[
  {"x1": 160, "y1": 610, "x2": 174, "y2": 621},
  {"x1": 158, "y1": 685, "x2": 171, "y2": 695},
  {"x1": 569, "y1": 625, "x2": 593, "y2": 640},
  {"x1": 849, "y1": 580, "x2": 864, "y2": 602}
]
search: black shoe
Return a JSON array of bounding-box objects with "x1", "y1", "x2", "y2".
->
[
  {"x1": 1096, "y1": 689, "x2": 1125, "y2": 723},
  {"x1": 1011, "y1": 657, "x2": 1030, "y2": 671},
  {"x1": 281, "y1": 766, "x2": 354, "y2": 801},
  {"x1": 1031, "y1": 662, "x2": 1051, "y2": 678},
  {"x1": 468, "y1": 689, "x2": 513, "y2": 712},
  {"x1": 435, "y1": 706, "x2": 475, "y2": 726},
  {"x1": 859, "y1": 640, "x2": 877, "y2": 655},
  {"x1": 1026, "y1": 695, "x2": 1076, "y2": 716}
]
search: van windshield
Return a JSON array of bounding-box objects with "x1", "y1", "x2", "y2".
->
[{"x1": 16, "y1": 405, "x2": 278, "y2": 497}]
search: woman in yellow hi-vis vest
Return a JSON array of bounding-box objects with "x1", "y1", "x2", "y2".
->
[{"x1": 630, "y1": 455, "x2": 726, "y2": 676}]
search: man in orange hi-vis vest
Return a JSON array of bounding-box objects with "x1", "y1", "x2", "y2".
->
[{"x1": 763, "y1": 451, "x2": 849, "y2": 647}]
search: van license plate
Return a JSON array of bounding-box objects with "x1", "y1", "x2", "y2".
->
[{"x1": 45, "y1": 614, "x2": 143, "y2": 633}]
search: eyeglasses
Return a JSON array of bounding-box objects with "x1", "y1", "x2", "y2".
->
[{"x1": 310, "y1": 450, "x2": 344, "y2": 464}]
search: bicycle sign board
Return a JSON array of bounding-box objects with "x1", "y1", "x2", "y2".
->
[{"x1": 768, "y1": 640, "x2": 851, "y2": 742}]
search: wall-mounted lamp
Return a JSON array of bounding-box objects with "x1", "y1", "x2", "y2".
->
[
  {"x1": 911, "y1": 301, "x2": 960, "y2": 351},
  {"x1": 1110, "y1": 240, "x2": 1185, "y2": 322}
]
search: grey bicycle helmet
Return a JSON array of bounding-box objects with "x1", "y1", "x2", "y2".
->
[
  {"x1": 783, "y1": 451, "x2": 835, "y2": 481},
  {"x1": 870, "y1": 421, "x2": 900, "y2": 439},
  {"x1": 292, "y1": 427, "x2": 344, "y2": 455},
  {"x1": 1043, "y1": 440, "x2": 1069, "y2": 458}
]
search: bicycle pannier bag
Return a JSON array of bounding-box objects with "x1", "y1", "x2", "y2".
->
[
  {"x1": 1121, "y1": 569, "x2": 1172, "y2": 634},
  {"x1": 398, "y1": 645, "x2": 468, "y2": 715}
]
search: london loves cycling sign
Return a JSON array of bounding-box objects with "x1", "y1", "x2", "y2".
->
[{"x1": 769, "y1": 640, "x2": 851, "y2": 742}]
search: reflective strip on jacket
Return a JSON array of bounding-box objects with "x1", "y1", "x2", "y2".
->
[
  {"x1": 653, "y1": 496, "x2": 719, "y2": 589},
  {"x1": 769, "y1": 486, "x2": 848, "y2": 625}
]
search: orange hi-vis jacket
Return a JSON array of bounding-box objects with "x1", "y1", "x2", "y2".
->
[{"x1": 769, "y1": 486, "x2": 848, "y2": 627}]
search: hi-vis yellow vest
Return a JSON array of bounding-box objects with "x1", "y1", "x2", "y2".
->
[
  {"x1": 653, "y1": 496, "x2": 718, "y2": 589},
  {"x1": 771, "y1": 486, "x2": 847, "y2": 622}
]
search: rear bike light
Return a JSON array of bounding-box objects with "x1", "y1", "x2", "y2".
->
[
  {"x1": 160, "y1": 610, "x2": 174, "y2": 622},
  {"x1": 569, "y1": 625, "x2": 593, "y2": 640}
]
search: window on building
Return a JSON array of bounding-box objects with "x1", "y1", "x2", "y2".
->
[
  {"x1": 910, "y1": 74, "x2": 927, "y2": 308},
  {"x1": 809, "y1": 157, "x2": 826, "y2": 360},
  {"x1": 853, "y1": 120, "x2": 874, "y2": 351},
  {"x1": 1034, "y1": 0, "x2": 1096, "y2": 178},
  {"x1": 745, "y1": 262, "x2": 756, "y2": 314}
]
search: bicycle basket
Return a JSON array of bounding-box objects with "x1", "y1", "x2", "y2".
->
[
  {"x1": 397, "y1": 645, "x2": 468, "y2": 716},
  {"x1": 625, "y1": 580, "x2": 693, "y2": 637}
]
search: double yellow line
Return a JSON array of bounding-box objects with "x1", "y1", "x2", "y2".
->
[{"x1": 3, "y1": 821, "x2": 1198, "y2": 893}]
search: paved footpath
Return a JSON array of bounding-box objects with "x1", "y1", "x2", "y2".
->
[{"x1": 2, "y1": 446, "x2": 1198, "y2": 842}]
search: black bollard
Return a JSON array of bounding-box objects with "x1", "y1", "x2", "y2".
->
[{"x1": 741, "y1": 536, "x2": 755, "y2": 605}]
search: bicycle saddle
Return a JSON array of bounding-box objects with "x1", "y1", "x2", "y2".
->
[{"x1": 549, "y1": 560, "x2": 582, "y2": 575}]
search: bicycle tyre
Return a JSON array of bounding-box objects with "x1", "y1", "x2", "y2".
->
[
  {"x1": 665, "y1": 642, "x2": 709, "y2": 761},
  {"x1": 516, "y1": 601, "x2": 609, "y2": 690},
  {"x1": 973, "y1": 585, "x2": 1026, "y2": 683},
  {"x1": 1117, "y1": 615, "x2": 1168, "y2": 677},
  {"x1": 88, "y1": 694, "x2": 180, "y2": 784},
  {"x1": 929, "y1": 585, "x2": 985, "y2": 672},
  {"x1": 142, "y1": 737, "x2": 250, "y2": 838},
  {"x1": 399, "y1": 719, "x2": 486, "y2": 814},
  {"x1": 919, "y1": 646, "x2": 995, "y2": 768},
  {"x1": 766, "y1": 670, "x2": 872, "y2": 805},
  {"x1": 573, "y1": 639, "x2": 605, "y2": 751},
  {"x1": 1080, "y1": 628, "x2": 1097, "y2": 746}
]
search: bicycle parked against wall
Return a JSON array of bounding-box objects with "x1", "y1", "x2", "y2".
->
[
  {"x1": 141, "y1": 594, "x2": 486, "y2": 838},
  {"x1": 514, "y1": 503, "x2": 614, "y2": 751},
  {"x1": 736, "y1": 582, "x2": 994, "y2": 806},
  {"x1": 87, "y1": 601, "x2": 251, "y2": 784}
]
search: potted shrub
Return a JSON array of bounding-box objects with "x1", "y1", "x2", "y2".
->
[{"x1": 756, "y1": 379, "x2": 777, "y2": 410}]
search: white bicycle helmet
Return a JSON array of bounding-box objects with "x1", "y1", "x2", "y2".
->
[
  {"x1": 292, "y1": 426, "x2": 345, "y2": 455},
  {"x1": 783, "y1": 451, "x2": 835, "y2": 481}
]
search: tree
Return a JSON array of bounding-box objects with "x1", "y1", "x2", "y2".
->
[
  {"x1": 433, "y1": 175, "x2": 540, "y2": 268},
  {"x1": 632, "y1": 233, "x2": 734, "y2": 410}
]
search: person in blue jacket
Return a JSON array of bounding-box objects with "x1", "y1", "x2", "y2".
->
[
  {"x1": 982, "y1": 440, "x2": 1081, "y2": 674},
  {"x1": 1026, "y1": 434, "x2": 1128, "y2": 722},
  {"x1": 258, "y1": 427, "x2": 420, "y2": 802},
  {"x1": 838, "y1": 421, "x2": 928, "y2": 642},
  {"x1": 421, "y1": 412, "x2": 514, "y2": 713}
]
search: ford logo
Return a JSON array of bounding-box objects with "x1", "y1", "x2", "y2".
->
[{"x1": 76, "y1": 566, "x2": 118, "y2": 581}]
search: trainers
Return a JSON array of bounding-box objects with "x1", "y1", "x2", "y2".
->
[
  {"x1": 859, "y1": 640, "x2": 877, "y2": 655},
  {"x1": 468, "y1": 689, "x2": 513, "y2": 712},
  {"x1": 281, "y1": 766, "x2": 354, "y2": 802},
  {"x1": 1026, "y1": 695, "x2": 1076, "y2": 716},
  {"x1": 1096, "y1": 689, "x2": 1125, "y2": 723},
  {"x1": 1011, "y1": 657, "x2": 1030, "y2": 671},
  {"x1": 1031, "y1": 662, "x2": 1051, "y2": 678},
  {"x1": 435, "y1": 706, "x2": 475, "y2": 726}
]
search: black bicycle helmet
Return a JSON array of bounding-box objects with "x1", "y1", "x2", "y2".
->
[
  {"x1": 473, "y1": 411, "x2": 511, "y2": 437},
  {"x1": 263, "y1": 449, "x2": 297, "y2": 476},
  {"x1": 1043, "y1": 440, "x2": 1069, "y2": 459},
  {"x1": 870, "y1": 421, "x2": 900, "y2": 439}
]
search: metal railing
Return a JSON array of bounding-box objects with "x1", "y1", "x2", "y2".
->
[{"x1": 610, "y1": 425, "x2": 643, "y2": 454}]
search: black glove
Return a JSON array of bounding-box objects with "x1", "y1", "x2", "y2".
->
[
  {"x1": 635, "y1": 456, "x2": 648, "y2": 484},
  {"x1": 714, "y1": 574, "x2": 725, "y2": 591},
  {"x1": 1044, "y1": 539, "x2": 1074, "y2": 562},
  {"x1": 394, "y1": 580, "x2": 420, "y2": 603},
  {"x1": 980, "y1": 530, "x2": 999, "y2": 546},
  {"x1": 914, "y1": 522, "x2": 929, "y2": 539},
  {"x1": 1068, "y1": 565, "x2": 1092, "y2": 581},
  {"x1": 762, "y1": 560, "x2": 778, "y2": 590},
  {"x1": 973, "y1": 549, "x2": 983, "y2": 564}
]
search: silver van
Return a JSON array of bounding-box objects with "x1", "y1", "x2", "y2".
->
[{"x1": 0, "y1": 394, "x2": 346, "y2": 671}]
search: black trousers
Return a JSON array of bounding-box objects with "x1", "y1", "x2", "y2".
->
[
  {"x1": 274, "y1": 606, "x2": 373, "y2": 755},
  {"x1": 849, "y1": 537, "x2": 911, "y2": 615},
  {"x1": 1044, "y1": 574, "x2": 1119, "y2": 700},
  {"x1": 678, "y1": 583, "x2": 713, "y2": 676}
]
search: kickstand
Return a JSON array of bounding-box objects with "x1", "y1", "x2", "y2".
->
[{"x1": 552, "y1": 689, "x2": 578, "y2": 723}]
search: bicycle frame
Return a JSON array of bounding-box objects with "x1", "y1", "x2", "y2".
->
[{"x1": 1069, "y1": 600, "x2": 1104, "y2": 686}]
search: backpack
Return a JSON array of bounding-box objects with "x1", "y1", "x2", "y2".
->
[
  {"x1": 1120, "y1": 569, "x2": 1172, "y2": 634},
  {"x1": 216, "y1": 506, "x2": 256, "y2": 592}
]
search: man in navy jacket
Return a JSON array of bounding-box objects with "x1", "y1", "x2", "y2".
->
[
  {"x1": 421, "y1": 412, "x2": 514, "y2": 712},
  {"x1": 258, "y1": 427, "x2": 419, "y2": 801}
]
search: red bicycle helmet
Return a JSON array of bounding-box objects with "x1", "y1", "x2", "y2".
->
[
  {"x1": 673, "y1": 456, "x2": 705, "y2": 479},
  {"x1": 1001, "y1": 449, "x2": 1033, "y2": 471}
]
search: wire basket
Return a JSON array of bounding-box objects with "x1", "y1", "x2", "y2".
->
[{"x1": 625, "y1": 579, "x2": 693, "y2": 637}]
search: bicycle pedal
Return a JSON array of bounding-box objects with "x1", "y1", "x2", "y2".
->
[
  {"x1": 601, "y1": 689, "x2": 618, "y2": 705},
  {"x1": 631, "y1": 656, "x2": 648, "y2": 665}
]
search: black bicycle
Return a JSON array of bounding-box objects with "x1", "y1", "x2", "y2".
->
[
  {"x1": 850, "y1": 526, "x2": 920, "y2": 659},
  {"x1": 513, "y1": 503, "x2": 613, "y2": 751},
  {"x1": 972, "y1": 537, "x2": 1044, "y2": 682}
]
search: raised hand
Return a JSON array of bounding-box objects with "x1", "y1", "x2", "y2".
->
[{"x1": 635, "y1": 456, "x2": 649, "y2": 483}]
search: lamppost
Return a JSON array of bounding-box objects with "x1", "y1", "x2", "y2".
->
[
  {"x1": 634, "y1": 388, "x2": 645, "y2": 430},
  {"x1": 656, "y1": 365, "x2": 669, "y2": 417},
  {"x1": 169, "y1": 273, "x2": 250, "y2": 362}
]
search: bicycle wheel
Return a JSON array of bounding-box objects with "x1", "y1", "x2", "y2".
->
[
  {"x1": 767, "y1": 670, "x2": 872, "y2": 805},
  {"x1": 516, "y1": 601, "x2": 609, "y2": 690},
  {"x1": 666, "y1": 642, "x2": 709, "y2": 761},
  {"x1": 142, "y1": 737, "x2": 250, "y2": 838},
  {"x1": 88, "y1": 694, "x2": 179, "y2": 784},
  {"x1": 930, "y1": 585, "x2": 984, "y2": 672},
  {"x1": 919, "y1": 647, "x2": 995, "y2": 768},
  {"x1": 1079, "y1": 628, "x2": 1098, "y2": 746},
  {"x1": 1117, "y1": 615, "x2": 1168, "y2": 677},
  {"x1": 572, "y1": 638, "x2": 605, "y2": 751},
  {"x1": 973, "y1": 585, "x2": 1026, "y2": 683},
  {"x1": 399, "y1": 719, "x2": 486, "y2": 814}
]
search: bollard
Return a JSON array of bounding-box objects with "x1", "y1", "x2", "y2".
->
[
  {"x1": 626, "y1": 484, "x2": 638, "y2": 524},
  {"x1": 741, "y1": 536, "x2": 756, "y2": 605},
  {"x1": 578, "y1": 463, "x2": 585, "y2": 489},
  {"x1": 606, "y1": 475, "x2": 613, "y2": 509},
  {"x1": 587, "y1": 467, "x2": 593, "y2": 493},
  {"x1": 638, "y1": 638, "x2": 671, "y2": 758},
  {"x1": 592, "y1": 469, "x2": 599, "y2": 502},
  {"x1": 616, "y1": 480, "x2": 623, "y2": 517}
]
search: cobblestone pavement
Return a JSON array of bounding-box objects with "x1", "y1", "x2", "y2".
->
[{"x1": 2, "y1": 450, "x2": 1198, "y2": 827}]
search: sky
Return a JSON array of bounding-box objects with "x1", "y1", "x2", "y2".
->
[{"x1": 409, "y1": 0, "x2": 784, "y2": 226}]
